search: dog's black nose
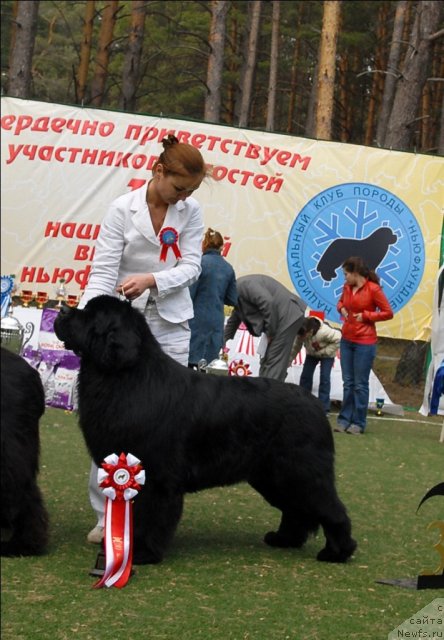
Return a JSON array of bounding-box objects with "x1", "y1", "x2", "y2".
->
[{"x1": 58, "y1": 303, "x2": 71, "y2": 315}]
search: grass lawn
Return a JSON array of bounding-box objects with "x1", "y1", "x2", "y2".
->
[{"x1": 1, "y1": 407, "x2": 443, "y2": 640}]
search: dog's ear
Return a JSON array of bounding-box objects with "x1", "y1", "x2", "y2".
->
[{"x1": 99, "y1": 327, "x2": 142, "y2": 370}]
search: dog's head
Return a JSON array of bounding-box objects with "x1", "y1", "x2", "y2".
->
[{"x1": 54, "y1": 295, "x2": 146, "y2": 371}]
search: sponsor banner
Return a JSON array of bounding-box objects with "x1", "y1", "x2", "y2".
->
[{"x1": 1, "y1": 97, "x2": 442, "y2": 339}]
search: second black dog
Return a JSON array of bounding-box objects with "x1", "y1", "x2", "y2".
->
[{"x1": 1, "y1": 348, "x2": 49, "y2": 556}]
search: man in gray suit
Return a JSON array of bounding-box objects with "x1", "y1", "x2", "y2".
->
[{"x1": 224, "y1": 274, "x2": 307, "y2": 381}]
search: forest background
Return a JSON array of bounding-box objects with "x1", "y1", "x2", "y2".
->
[
  {"x1": 1, "y1": 0, "x2": 443, "y2": 154},
  {"x1": 1, "y1": 0, "x2": 443, "y2": 410}
]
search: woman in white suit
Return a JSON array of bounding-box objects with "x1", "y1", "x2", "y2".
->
[{"x1": 79, "y1": 135, "x2": 207, "y2": 543}]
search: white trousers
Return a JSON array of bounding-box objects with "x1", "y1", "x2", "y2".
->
[{"x1": 88, "y1": 305, "x2": 190, "y2": 527}]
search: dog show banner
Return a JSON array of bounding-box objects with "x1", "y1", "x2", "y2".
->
[{"x1": 1, "y1": 96, "x2": 442, "y2": 340}]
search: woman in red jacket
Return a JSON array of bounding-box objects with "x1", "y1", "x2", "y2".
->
[{"x1": 335, "y1": 256, "x2": 393, "y2": 435}]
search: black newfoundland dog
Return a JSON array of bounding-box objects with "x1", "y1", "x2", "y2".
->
[
  {"x1": 54, "y1": 296, "x2": 356, "y2": 565},
  {"x1": 1, "y1": 348, "x2": 49, "y2": 556}
]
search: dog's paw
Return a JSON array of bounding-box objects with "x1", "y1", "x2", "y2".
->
[
  {"x1": 316, "y1": 539, "x2": 357, "y2": 563},
  {"x1": 133, "y1": 549, "x2": 163, "y2": 565},
  {"x1": 264, "y1": 530, "x2": 305, "y2": 549}
]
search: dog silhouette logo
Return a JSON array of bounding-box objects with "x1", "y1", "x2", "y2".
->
[
  {"x1": 286, "y1": 182, "x2": 425, "y2": 322},
  {"x1": 113, "y1": 469, "x2": 131, "y2": 486}
]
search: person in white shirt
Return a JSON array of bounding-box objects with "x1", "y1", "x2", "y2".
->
[
  {"x1": 79, "y1": 134, "x2": 207, "y2": 544},
  {"x1": 290, "y1": 317, "x2": 341, "y2": 414}
]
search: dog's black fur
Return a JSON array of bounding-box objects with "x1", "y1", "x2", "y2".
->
[
  {"x1": 1, "y1": 348, "x2": 49, "y2": 556},
  {"x1": 54, "y1": 296, "x2": 356, "y2": 565}
]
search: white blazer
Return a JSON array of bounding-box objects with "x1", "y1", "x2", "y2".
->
[{"x1": 79, "y1": 186, "x2": 204, "y2": 323}]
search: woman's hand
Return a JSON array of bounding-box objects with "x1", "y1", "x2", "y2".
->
[
  {"x1": 340, "y1": 306, "x2": 348, "y2": 318},
  {"x1": 116, "y1": 274, "x2": 155, "y2": 300},
  {"x1": 353, "y1": 312, "x2": 363, "y2": 322}
]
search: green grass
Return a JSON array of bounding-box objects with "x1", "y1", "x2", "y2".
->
[{"x1": 2, "y1": 408, "x2": 443, "y2": 640}]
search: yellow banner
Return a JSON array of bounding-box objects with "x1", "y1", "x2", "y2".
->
[{"x1": 1, "y1": 97, "x2": 442, "y2": 340}]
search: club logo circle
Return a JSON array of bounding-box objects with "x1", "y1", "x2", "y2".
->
[
  {"x1": 113, "y1": 468, "x2": 131, "y2": 486},
  {"x1": 286, "y1": 183, "x2": 425, "y2": 323}
]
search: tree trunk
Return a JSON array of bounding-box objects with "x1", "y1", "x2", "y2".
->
[
  {"x1": 439, "y1": 92, "x2": 444, "y2": 155},
  {"x1": 265, "y1": 0, "x2": 280, "y2": 131},
  {"x1": 286, "y1": 4, "x2": 303, "y2": 133},
  {"x1": 8, "y1": 0, "x2": 19, "y2": 73},
  {"x1": 8, "y1": 0, "x2": 40, "y2": 98},
  {"x1": 238, "y1": 0, "x2": 262, "y2": 128},
  {"x1": 286, "y1": 47, "x2": 298, "y2": 134},
  {"x1": 364, "y1": 2, "x2": 389, "y2": 146},
  {"x1": 338, "y1": 54, "x2": 349, "y2": 141},
  {"x1": 426, "y1": 40, "x2": 443, "y2": 152},
  {"x1": 90, "y1": 0, "x2": 119, "y2": 107},
  {"x1": 225, "y1": 12, "x2": 239, "y2": 124},
  {"x1": 315, "y1": 0, "x2": 341, "y2": 141},
  {"x1": 120, "y1": 0, "x2": 147, "y2": 112},
  {"x1": 76, "y1": 0, "x2": 95, "y2": 104},
  {"x1": 204, "y1": 0, "x2": 229, "y2": 123},
  {"x1": 375, "y1": 0, "x2": 408, "y2": 147},
  {"x1": 384, "y1": 0, "x2": 443, "y2": 151},
  {"x1": 305, "y1": 60, "x2": 318, "y2": 138},
  {"x1": 420, "y1": 80, "x2": 431, "y2": 151}
]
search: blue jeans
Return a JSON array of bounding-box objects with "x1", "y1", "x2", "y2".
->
[
  {"x1": 338, "y1": 339, "x2": 376, "y2": 431},
  {"x1": 300, "y1": 355, "x2": 334, "y2": 413}
]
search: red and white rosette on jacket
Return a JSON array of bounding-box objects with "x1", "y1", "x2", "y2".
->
[
  {"x1": 159, "y1": 227, "x2": 181, "y2": 262},
  {"x1": 94, "y1": 452, "x2": 145, "y2": 589}
]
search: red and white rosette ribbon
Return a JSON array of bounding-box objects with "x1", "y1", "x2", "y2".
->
[
  {"x1": 93, "y1": 452, "x2": 145, "y2": 589},
  {"x1": 236, "y1": 323, "x2": 256, "y2": 356},
  {"x1": 159, "y1": 227, "x2": 181, "y2": 262},
  {"x1": 229, "y1": 359, "x2": 252, "y2": 377}
]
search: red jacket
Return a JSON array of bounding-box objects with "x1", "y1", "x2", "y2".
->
[{"x1": 337, "y1": 280, "x2": 393, "y2": 344}]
